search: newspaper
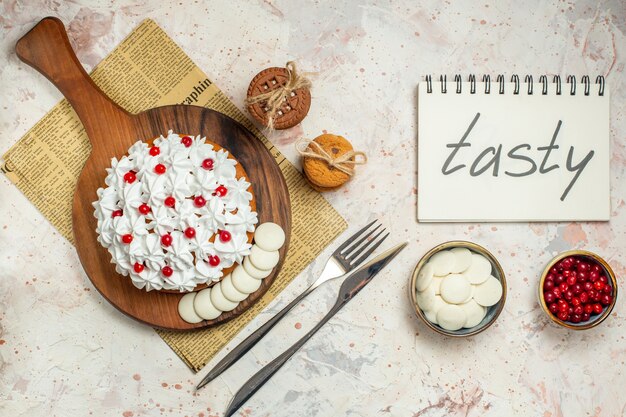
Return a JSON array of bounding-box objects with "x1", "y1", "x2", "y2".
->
[{"x1": 1, "y1": 19, "x2": 346, "y2": 372}]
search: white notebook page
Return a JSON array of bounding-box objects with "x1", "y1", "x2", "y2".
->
[{"x1": 417, "y1": 81, "x2": 610, "y2": 222}]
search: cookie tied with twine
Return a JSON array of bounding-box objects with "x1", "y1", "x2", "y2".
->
[
  {"x1": 246, "y1": 62, "x2": 312, "y2": 130},
  {"x1": 297, "y1": 134, "x2": 367, "y2": 192}
]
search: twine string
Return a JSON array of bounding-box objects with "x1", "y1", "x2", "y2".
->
[
  {"x1": 296, "y1": 138, "x2": 367, "y2": 176},
  {"x1": 245, "y1": 61, "x2": 312, "y2": 130}
]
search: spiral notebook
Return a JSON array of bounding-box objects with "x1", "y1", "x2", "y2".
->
[{"x1": 417, "y1": 75, "x2": 610, "y2": 222}]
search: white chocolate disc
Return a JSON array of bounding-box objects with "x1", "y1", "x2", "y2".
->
[
  {"x1": 254, "y1": 222, "x2": 285, "y2": 251},
  {"x1": 416, "y1": 263, "x2": 434, "y2": 292},
  {"x1": 473, "y1": 276, "x2": 503, "y2": 307},
  {"x1": 424, "y1": 309, "x2": 438, "y2": 324},
  {"x1": 460, "y1": 284, "x2": 475, "y2": 304},
  {"x1": 463, "y1": 254, "x2": 492, "y2": 284},
  {"x1": 440, "y1": 274, "x2": 471, "y2": 304},
  {"x1": 436, "y1": 304, "x2": 467, "y2": 331},
  {"x1": 430, "y1": 276, "x2": 443, "y2": 295},
  {"x1": 429, "y1": 251, "x2": 456, "y2": 276},
  {"x1": 416, "y1": 285, "x2": 437, "y2": 311},
  {"x1": 450, "y1": 247, "x2": 472, "y2": 273},
  {"x1": 178, "y1": 292, "x2": 203, "y2": 323},
  {"x1": 249, "y1": 245, "x2": 280, "y2": 270},
  {"x1": 193, "y1": 288, "x2": 222, "y2": 320},
  {"x1": 220, "y1": 274, "x2": 249, "y2": 302},
  {"x1": 243, "y1": 257, "x2": 272, "y2": 279},
  {"x1": 460, "y1": 299, "x2": 486, "y2": 328},
  {"x1": 232, "y1": 265, "x2": 263, "y2": 293},
  {"x1": 210, "y1": 282, "x2": 239, "y2": 312}
]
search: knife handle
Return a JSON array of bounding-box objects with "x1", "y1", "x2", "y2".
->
[
  {"x1": 225, "y1": 300, "x2": 343, "y2": 417},
  {"x1": 197, "y1": 284, "x2": 317, "y2": 389}
]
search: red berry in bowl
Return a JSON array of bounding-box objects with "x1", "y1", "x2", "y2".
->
[
  {"x1": 555, "y1": 275, "x2": 565, "y2": 284},
  {"x1": 557, "y1": 311, "x2": 569, "y2": 321},
  {"x1": 584, "y1": 304, "x2": 594, "y2": 314},
  {"x1": 571, "y1": 314, "x2": 582, "y2": 323},
  {"x1": 573, "y1": 305, "x2": 584, "y2": 315},
  {"x1": 549, "y1": 303, "x2": 559, "y2": 314},
  {"x1": 600, "y1": 294, "x2": 612, "y2": 306},
  {"x1": 544, "y1": 292, "x2": 555, "y2": 304},
  {"x1": 582, "y1": 313, "x2": 591, "y2": 321},
  {"x1": 593, "y1": 303, "x2": 603, "y2": 314},
  {"x1": 579, "y1": 292, "x2": 589, "y2": 303},
  {"x1": 583, "y1": 282, "x2": 593, "y2": 291},
  {"x1": 544, "y1": 280, "x2": 555, "y2": 291}
]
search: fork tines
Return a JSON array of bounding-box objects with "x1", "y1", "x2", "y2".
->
[{"x1": 334, "y1": 220, "x2": 389, "y2": 269}]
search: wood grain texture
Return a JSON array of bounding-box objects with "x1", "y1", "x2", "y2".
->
[{"x1": 15, "y1": 17, "x2": 291, "y2": 331}]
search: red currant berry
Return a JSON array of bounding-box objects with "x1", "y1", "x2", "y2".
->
[
  {"x1": 215, "y1": 185, "x2": 227, "y2": 197},
  {"x1": 133, "y1": 262, "x2": 144, "y2": 273},
  {"x1": 592, "y1": 303, "x2": 603, "y2": 314},
  {"x1": 557, "y1": 311, "x2": 570, "y2": 321},
  {"x1": 161, "y1": 234, "x2": 173, "y2": 247},
  {"x1": 579, "y1": 292, "x2": 589, "y2": 303},
  {"x1": 548, "y1": 303, "x2": 559, "y2": 314},
  {"x1": 603, "y1": 285, "x2": 612, "y2": 294},
  {"x1": 583, "y1": 282, "x2": 593, "y2": 292},
  {"x1": 208, "y1": 255, "x2": 220, "y2": 267},
  {"x1": 184, "y1": 227, "x2": 196, "y2": 239},
  {"x1": 558, "y1": 302, "x2": 569, "y2": 312},
  {"x1": 584, "y1": 304, "x2": 594, "y2": 314},
  {"x1": 138, "y1": 203, "x2": 151, "y2": 215},
  {"x1": 600, "y1": 294, "x2": 612, "y2": 306},
  {"x1": 181, "y1": 136, "x2": 193, "y2": 147},
  {"x1": 582, "y1": 313, "x2": 591, "y2": 321},
  {"x1": 123, "y1": 171, "x2": 137, "y2": 183},
  {"x1": 544, "y1": 280, "x2": 555, "y2": 291},
  {"x1": 550, "y1": 267, "x2": 559, "y2": 276},
  {"x1": 598, "y1": 275, "x2": 608, "y2": 284},
  {"x1": 555, "y1": 275, "x2": 565, "y2": 284},
  {"x1": 564, "y1": 290, "x2": 574, "y2": 300},
  {"x1": 591, "y1": 264, "x2": 601, "y2": 273},
  {"x1": 570, "y1": 314, "x2": 582, "y2": 323},
  {"x1": 149, "y1": 146, "x2": 160, "y2": 156},
  {"x1": 164, "y1": 196, "x2": 176, "y2": 208},
  {"x1": 162, "y1": 266, "x2": 173, "y2": 277},
  {"x1": 573, "y1": 305, "x2": 584, "y2": 315},
  {"x1": 562, "y1": 270, "x2": 573, "y2": 278},
  {"x1": 578, "y1": 271, "x2": 589, "y2": 281},
  {"x1": 193, "y1": 195, "x2": 206, "y2": 208},
  {"x1": 593, "y1": 280, "x2": 605, "y2": 291},
  {"x1": 571, "y1": 283, "x2": 582, "y2": 295},
  {"x1": 219, "y1": 230, "x2": 232, "y2": 243},
  {"x1": 553, "y1": 288, "x2": 562, "y2": 299},
  {"x1": 544, "y1": 292, "x2": 556, "y2": 304},
  {"x1": 571, "y1": 297, "x2": 581, "y2": 306},
  {"x1": 559, "y1": 283, "x2": 569, "y2": 292},
  {"x1": 589, "y1": 271, "x2": 599, "y2": 282},
  {"x1": 112, "y1": 209, "x2": 123, "y2": 218},
  {"x1": 122, "y1": 234, "x2": 133, "y2": 244},
  {"x1": 202, "y1": 158, "x2": 214, "y2": 170},
  {"x1": 154, "y1": 163, "x2": 166, "y2": 174},
  {"x1": 566, "y1": 275, "x2": 576, "y2": 286},
  {"x1": 591, "y1": 291, "x2": 601, "y2": 302},
  {"x1": 578, "y1": 262, "x2": 590, "y2": 272}
]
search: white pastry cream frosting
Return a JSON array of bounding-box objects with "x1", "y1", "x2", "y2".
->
[{"x1": 93, "y1": 131, "x2": 257, "y2": 292}]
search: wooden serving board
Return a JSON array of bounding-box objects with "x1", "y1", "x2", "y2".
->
[{"x1": 15, "y1": 17, "x2": 291, "y2": 330}]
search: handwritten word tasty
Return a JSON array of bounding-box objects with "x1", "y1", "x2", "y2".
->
[{"x1": 441, "y1": 113, "x2": 594, "y2": 201}]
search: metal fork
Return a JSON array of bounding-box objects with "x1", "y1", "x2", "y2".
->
[{"x1": 196, "y1": 220, "x2": 388, "y2": 390}]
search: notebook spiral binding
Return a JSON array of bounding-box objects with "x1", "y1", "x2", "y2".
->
[{"x1": 425, "y1": 74, "x2": 605, "y2": 96}]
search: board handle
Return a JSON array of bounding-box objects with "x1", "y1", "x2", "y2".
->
[{"x1": 15, "y1": 17, "x2": 133, "y2": 147}]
